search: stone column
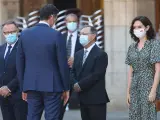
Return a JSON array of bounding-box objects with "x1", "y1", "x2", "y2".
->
[
  {"x1": 0, "y1": 0, "x2": 20, "y2": 44},
  {"x1": 104, "y1": 0, "x2": 155, "y2": 111}
]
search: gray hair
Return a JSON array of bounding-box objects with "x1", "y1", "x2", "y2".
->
[
  {"x1": 65, "y1": 13, "x2": 78, "y2": 21},
  {"x1": 1, "y1": 20, "x2": 19, "y2": 29}
]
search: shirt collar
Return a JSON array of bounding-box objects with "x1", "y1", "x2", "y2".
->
[
  {"x1": 6, "y1": 38, "x2": 18, "y2": 48},
  {"x1": 39, "y1": 21, "x2": 50, "y2": 27},
  {"x1": 84, "y1": 43, "x2": 95, "y2": 53},
  {"x1": 7, "y1": 42, "x2": 16, "y2": 48},
  {"x1": 68, "y1": 30, "x2": 78, "y2": 37}
]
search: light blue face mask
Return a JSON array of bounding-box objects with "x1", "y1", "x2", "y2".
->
[
  {"x1": 79, "y1": 35, "x2": 90, "y2": 46},
  {"x1": 6, "y1": 33, "x2": 17, "y2": 44},
  {"x1": 67, "y1": 22, "x2": 77, "y2": 32}
]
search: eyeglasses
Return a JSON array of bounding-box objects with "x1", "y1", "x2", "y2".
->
[{"x1": 3, "y1": 30, "x2": 17, "y2": 35}]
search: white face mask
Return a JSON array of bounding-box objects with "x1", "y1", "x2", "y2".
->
[
  {"x1": 133, "y1": 28, "x2": 146, "y2": 38},
  {"x1": 79, "y1": 35, "x2": 90, "y2": 46},
  {"x1": 67, "y1": 22, "x2": 77, "y2": 32}
]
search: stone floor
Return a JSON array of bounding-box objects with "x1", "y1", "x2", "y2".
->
[{"x1": 0, "y1": 109, "x2": 159, "y2": 120}]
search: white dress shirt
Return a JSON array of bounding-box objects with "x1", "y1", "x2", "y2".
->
[
  {"x1": 4, "y1": 42, "x2": 17, "y2": 58},
  {"x1": 39, "y1": 21, "x2": 50, "y2": 26},
  {"x1": 84, "y1": 43, "x2": 95, "y2": 59},
  {"x1": 67, "y1": 31, "x2": 78, "y2": 57}
]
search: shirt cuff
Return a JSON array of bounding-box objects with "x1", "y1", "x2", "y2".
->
[
  {"x1": 5, "y1": 86, "x2": 11, "y2": 92},
  {"x1": 76, "y1": 83, "x2": 82, "y2": 91}
]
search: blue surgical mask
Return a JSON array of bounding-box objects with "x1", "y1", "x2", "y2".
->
[
  {"x1": 5, "y1": 33, "x2": 17, "y2": 44},
  {"x1": 79, "y1": 35, "x2": 89, "y2": 46},
  {"x1": 67, "y1": 22, "x2": 77, "y2": 32}
]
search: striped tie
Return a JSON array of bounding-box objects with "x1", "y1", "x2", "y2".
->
[
  {"x1": 67, "y1": 34, "x2": 72, "y2": 58},
  {"x1": 82, "y1": 50, "x2": 88, "y2": 65}
]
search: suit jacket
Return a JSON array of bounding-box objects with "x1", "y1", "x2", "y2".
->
[
  {"x1": 72, "y1": 45, "x2": 110, "y2": 104},
  {"x1": 16, "y1": 23, "x2": 70, "y2": 92},
  {"x1": 63, "y1": 32, "x2": 83, "y2": 55},
  {"x1": 0, "y1": 42, "x2": 21, "y2": 99}
]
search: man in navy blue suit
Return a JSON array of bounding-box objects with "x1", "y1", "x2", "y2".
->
[
  {"x1": 0, "y1": 20, "x2": 27, "y2": 120},
  {"x1": 16, "y1": 4, "x2": 70, "y2": 120}
]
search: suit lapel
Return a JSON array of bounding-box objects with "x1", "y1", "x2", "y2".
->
[
  {"x1": 64, "y1": 33, "x2": 68, "y2": 45},
  {"x1": 75, "y1": 35, "x2": 79, "y2": 53},
  {"x1": 77, "y1": 50, "x2": 84, "y2": 77},
  {"x1": 10, "y1": 42, "x2": 18, "y2": 55},
  {"x1": 0, "y1": 44, "x2": 7, "y2": 69},
  {"x1": 5, "y1": 42, "x2": 18, "y2": 66},
  {"x1": 78, "y1": 45, "x2": 97, "y2": 77}
]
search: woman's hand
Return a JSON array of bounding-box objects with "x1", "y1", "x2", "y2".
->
[
  {"x1": 149, "y1": 89, "x2": 156, "y2": 102},
  {"x1": 127, "y1": 92, "x2": 130, "y2": 106}
]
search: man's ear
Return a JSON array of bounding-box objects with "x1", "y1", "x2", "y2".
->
[{"x1": 48, "y1": 15, "x2": 53, "y2": 19}]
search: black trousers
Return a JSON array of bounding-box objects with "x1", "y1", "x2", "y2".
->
[
  {"x1": 0, "y1": 96, "x2": 28, "y2": 120},
  {"x1": 80, "y1": 103, "x2": 107, "y2": 120}
]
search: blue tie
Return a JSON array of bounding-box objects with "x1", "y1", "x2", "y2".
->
[{"x1": 5, "y1": 45, "x2": 12, "y2": 64}]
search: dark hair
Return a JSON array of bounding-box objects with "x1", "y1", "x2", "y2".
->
[
  {"x1": 40, "y1": 4, "x2": 59, "y2": 20},
  {"x1": 81, "y1": 25, "x2": 97, "y2": 35},
  {"x1": 129, "y1": 16, "x2": 155, "y2": 42},
  {"x1": 1, "y1": 20, "x2": 18, "y2": 29}
]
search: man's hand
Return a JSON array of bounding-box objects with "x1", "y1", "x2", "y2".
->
[
  {"x1": 68, "y1": 57, "x2": 74, "y2": 68},
  {"x1": 22, "y1": 92, "x2": 27, "y2": 101},
  {"x1": 61, "y1": 91, "x2": 69, "y2": 106},
  {"x1": 74, "y1": 83, "x2": 81, "y2": 92},
  {"x1": 0, "y1": 86, "x2": 11, "y2": 97}
]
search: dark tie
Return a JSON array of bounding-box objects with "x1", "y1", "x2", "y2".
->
[
  {"x1": 67, "y1": 34, "x2": 72, "y2": 58},
  {"x1": 5, "y1": 45, "x2": 12, "y2": 64}
]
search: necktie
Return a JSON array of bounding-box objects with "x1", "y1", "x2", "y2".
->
[
  {"x1": 82, "y1": 50, "x2": 88, "y2": 65},
  {"x1": 5, "y1": 45, "x2": 12, "y2": 63},
  {"x1": 67, "y1": 34, "x2": 72, "y2": 58}
]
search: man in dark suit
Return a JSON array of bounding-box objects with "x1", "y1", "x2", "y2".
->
[
  {"x1": 16, "y1": 4, "x2": 70, "y2": 120},
  {"x1": 72, "y1": 25, "x2": 110, "y2": 120},
  {"x1": 0, "y1": 20, "x2": 27, "y2": 120},
  {"x1": 60, "y1": 13, "x2": 83, "y2": 120}
]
